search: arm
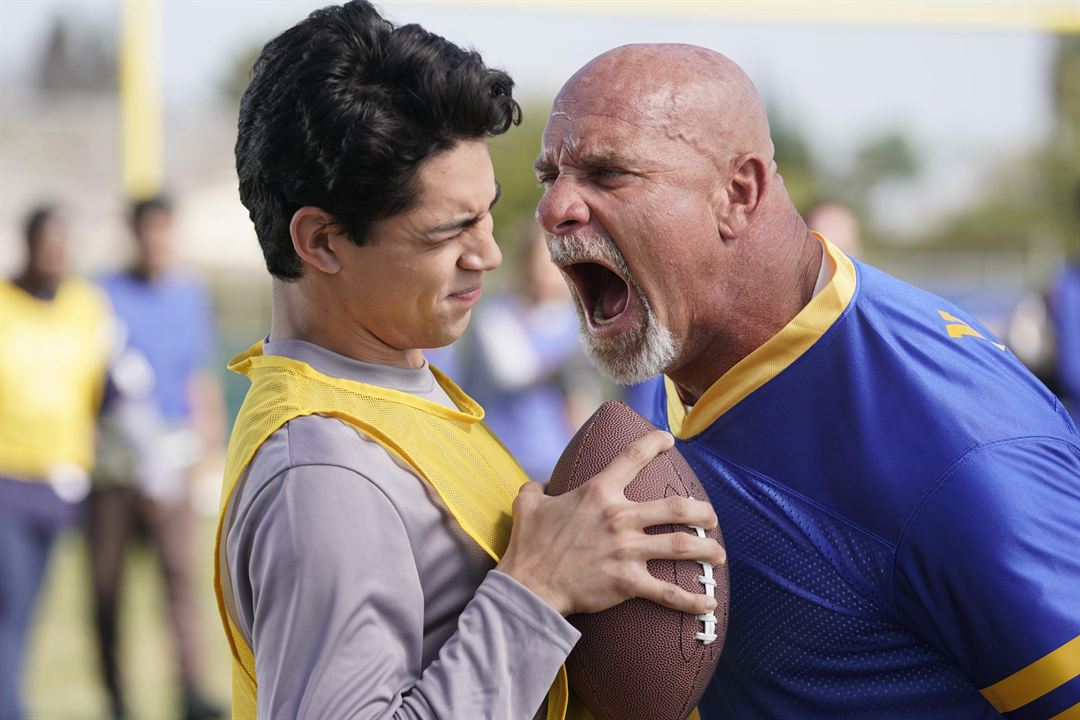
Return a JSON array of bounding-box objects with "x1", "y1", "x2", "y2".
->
[
  {"x1": 184, "y1": 282, "x2": 227, "y2": 455},
  {"x1": 472, "y1": 299, "x2": 581, "y2": 392},
  {"x1": 894, "y1": 437, "x2": 1080, "y2": 719},
  {"x1": 231, "y1": 463, "x2": 577, "y2": 720},
  {"x1": 186, "y1": 369, "x2": 226, "y2": 455}
]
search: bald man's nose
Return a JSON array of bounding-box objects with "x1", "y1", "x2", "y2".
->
[{"x1": 536, "y1": 180, "x2": 590, "y2": 236}]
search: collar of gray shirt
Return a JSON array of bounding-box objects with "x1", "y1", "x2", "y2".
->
[{"x1": 263, "y1": 337, "x2": 440, "y2": 397}]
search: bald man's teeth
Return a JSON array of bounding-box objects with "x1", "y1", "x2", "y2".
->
[{"x1": 593, "y1": 303, "x2": 617, "y2": 325}]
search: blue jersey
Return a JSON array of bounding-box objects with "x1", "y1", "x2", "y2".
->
[
  {"x1": 100, "y1": 271, "x2": 214, "y2": 422},
  {"x1": 652, "y1": 239, "x2": 1080, "y2": 720}
]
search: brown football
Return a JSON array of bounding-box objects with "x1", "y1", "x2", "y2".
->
[{"x1": 546, "y1": 400, "x2": 728, "y2": 720}]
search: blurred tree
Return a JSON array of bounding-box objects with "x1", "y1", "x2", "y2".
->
[
  {"x1": 918, "y1": 35, "x2": 1079, "y2": 256},
  {"x1": 38, "y1": 15, "x2": 116, "y2": 95},
  {"x1": 853, "y1": 132, "x2": 918, "y2": 190},
  {"x1": 769, "y1": 107, "x2": 819, "y2": 212},
  {"x1": 1050, "y1": 34, "x2": 1080, "y2": 258}
]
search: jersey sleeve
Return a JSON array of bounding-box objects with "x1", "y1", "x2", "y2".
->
[{"x1": 894, "y1": 437, "x2": 1080, "y2": 720}]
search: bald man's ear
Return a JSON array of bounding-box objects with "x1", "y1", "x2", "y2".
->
[
  {"x1": 715, "y1": 154, "x2": 770, "y2": 240},
  {"x1": 290, "y1": 206, "x2": 345, "y2": 275}
]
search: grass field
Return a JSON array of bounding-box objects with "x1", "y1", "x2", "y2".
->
[{"x1": 24, "y1": 516, "x2": 231, "y2": 720}]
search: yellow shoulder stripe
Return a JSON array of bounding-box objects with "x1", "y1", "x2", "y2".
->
[
  {"x1": 1050, "y1": 701, "x2": 1080, "y2": 720},
  {"x1": 980, "y1": 635, "x2": 1080, "y2": 713},
  {"x1": 665, "y1": 234, "x2": 856, "y2": 439}
]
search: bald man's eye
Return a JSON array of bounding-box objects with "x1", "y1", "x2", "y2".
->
[
  {"x1": 592, "y1": 168, "x2": 628, "y2": 184},
  {"x1": 537, "y1": 172, "x2": 558, "y2": 188}
]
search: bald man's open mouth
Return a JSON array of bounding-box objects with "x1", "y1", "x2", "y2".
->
[{"x1": 561, "y1": 260, "x2": 632, "y2": 330}]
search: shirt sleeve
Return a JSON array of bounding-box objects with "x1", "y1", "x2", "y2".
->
[
  {"x1": 231, "y1": 462, "x2": 579, "y2": 720},
  {"x1": 894, "y1": 437, "x2": 1080, "y2": 720}
]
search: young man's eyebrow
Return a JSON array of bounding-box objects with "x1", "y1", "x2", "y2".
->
[{"x1": 427, "y1": 181, "x2": 502, "y2": 235}]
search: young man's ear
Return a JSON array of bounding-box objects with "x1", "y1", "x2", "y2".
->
[{"x1": 290, "y1": 206, "x2": 344, "y2": 274}]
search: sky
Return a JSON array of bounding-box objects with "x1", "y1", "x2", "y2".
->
[{"x1": 0, "y1": 0, "x2": 1062, "y2": 232}]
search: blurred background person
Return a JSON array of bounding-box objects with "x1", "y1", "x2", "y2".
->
[
  {"x1": 0, "y1": 205, "x2": 113, "y2": 720},
  {"x1": 1050, "y1": 252, "x2": 1080, "y2": 420},
  {"x1": 88, "y1": 196, "x2": 225, "y2": 720},
  {"x1": 457, "y1": 225, "x2": 600, "y2": 482},
  {"x1": 805, "y1": 201, "x2": 863, "y2": 259}
]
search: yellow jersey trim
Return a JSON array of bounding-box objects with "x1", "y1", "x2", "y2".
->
[
  {"x1": 665, "y1": 234, "x2": 857, "y2": 439},
  {"x1": 980, "y1": 635, "x2": 1080, "y2": 713},
  {"x1": 1050, "y1": 702, "x2": 1080, "y2": 720},
  {"x1": 226, "y1": 341, "x2": 486, "y2": 423}
]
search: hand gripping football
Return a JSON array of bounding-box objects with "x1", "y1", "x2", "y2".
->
[{"x1": 546, "y1": 401, "x2": 728, "y2": 720}]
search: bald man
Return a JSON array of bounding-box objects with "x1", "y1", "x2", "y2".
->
[{"x1": 536, "y1": 44, "x2": 1080, "y2": 720}]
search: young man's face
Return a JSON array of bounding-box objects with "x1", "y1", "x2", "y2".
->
[{"x1": 332, "y1": 138, "x2": 502, "y2": 353}]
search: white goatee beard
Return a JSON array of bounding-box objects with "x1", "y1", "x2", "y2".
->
[{"x1": 548, "y1": 233, "x2": 678, "y2": 385}]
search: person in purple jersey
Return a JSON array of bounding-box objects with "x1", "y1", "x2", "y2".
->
[
  {"x1": 536, "y1": 44, "x2": 1080, "y2": 719},
  {"x1": 1051, "y1": 257, "x2": 1080, "y2": 420},
  {"x1": 91, "y1": 196, "x2": 225, "y2": 720}
]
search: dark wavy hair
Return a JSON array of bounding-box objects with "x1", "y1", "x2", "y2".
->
[{"x1": 236, "y1": 0, "x2": 522, "y2": 280}]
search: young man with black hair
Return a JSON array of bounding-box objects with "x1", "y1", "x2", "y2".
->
[{"x1": 215, "y1": 3, "x2": 725, "y2": 719}]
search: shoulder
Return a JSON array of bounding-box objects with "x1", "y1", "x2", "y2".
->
[
  {"x1": 60, "y1": 277, "x2": 112, "y2": 318},
  {"x1": 164, "y1": 271, "x2": 209, "y2": 297},
  {"x1": 849, "y1": 262, "x2": 1069, "y2": 444},
  {"x1": 233, "y1": 413, "x2": 426, "y2": 524}
]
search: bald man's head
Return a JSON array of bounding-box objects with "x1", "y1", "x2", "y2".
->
[
  {"x1": 554, "y1": 44, "x2": 775, "y2": 172},
  {"x1": 535, "y1": 44, "x2": 816, "y2": 395}
]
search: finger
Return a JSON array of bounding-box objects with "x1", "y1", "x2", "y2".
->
[
  {"x1": 634, "y1": 573, "x2": 719, "y2": 616},
  {"x1": 595, "y1": 430, "x2": 675, "y2": 491},
  {"x1": 630, "y1": 495, "x2": 718, "y2": 530},
  {"x1": 637, "y1": 531, "x2": 727, "y2": 566}
]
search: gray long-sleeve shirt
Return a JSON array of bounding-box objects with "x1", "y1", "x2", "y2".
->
[{"x1": 219, "y1": 338, "x2": 579, "y2": 719}]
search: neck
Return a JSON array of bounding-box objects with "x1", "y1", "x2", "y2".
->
[
  {"x1": 130, "y1": 263, "x2": 162, "y2": 283},
  {"x1": 269, "y1": 279, "x2": 426, "y2": 369},
  {"x1": 14, "y1": 269, "x2": 60, "y2": 299},
  {"x1": 668, "y1": 207, "x2": 821, "y2": 404}
]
